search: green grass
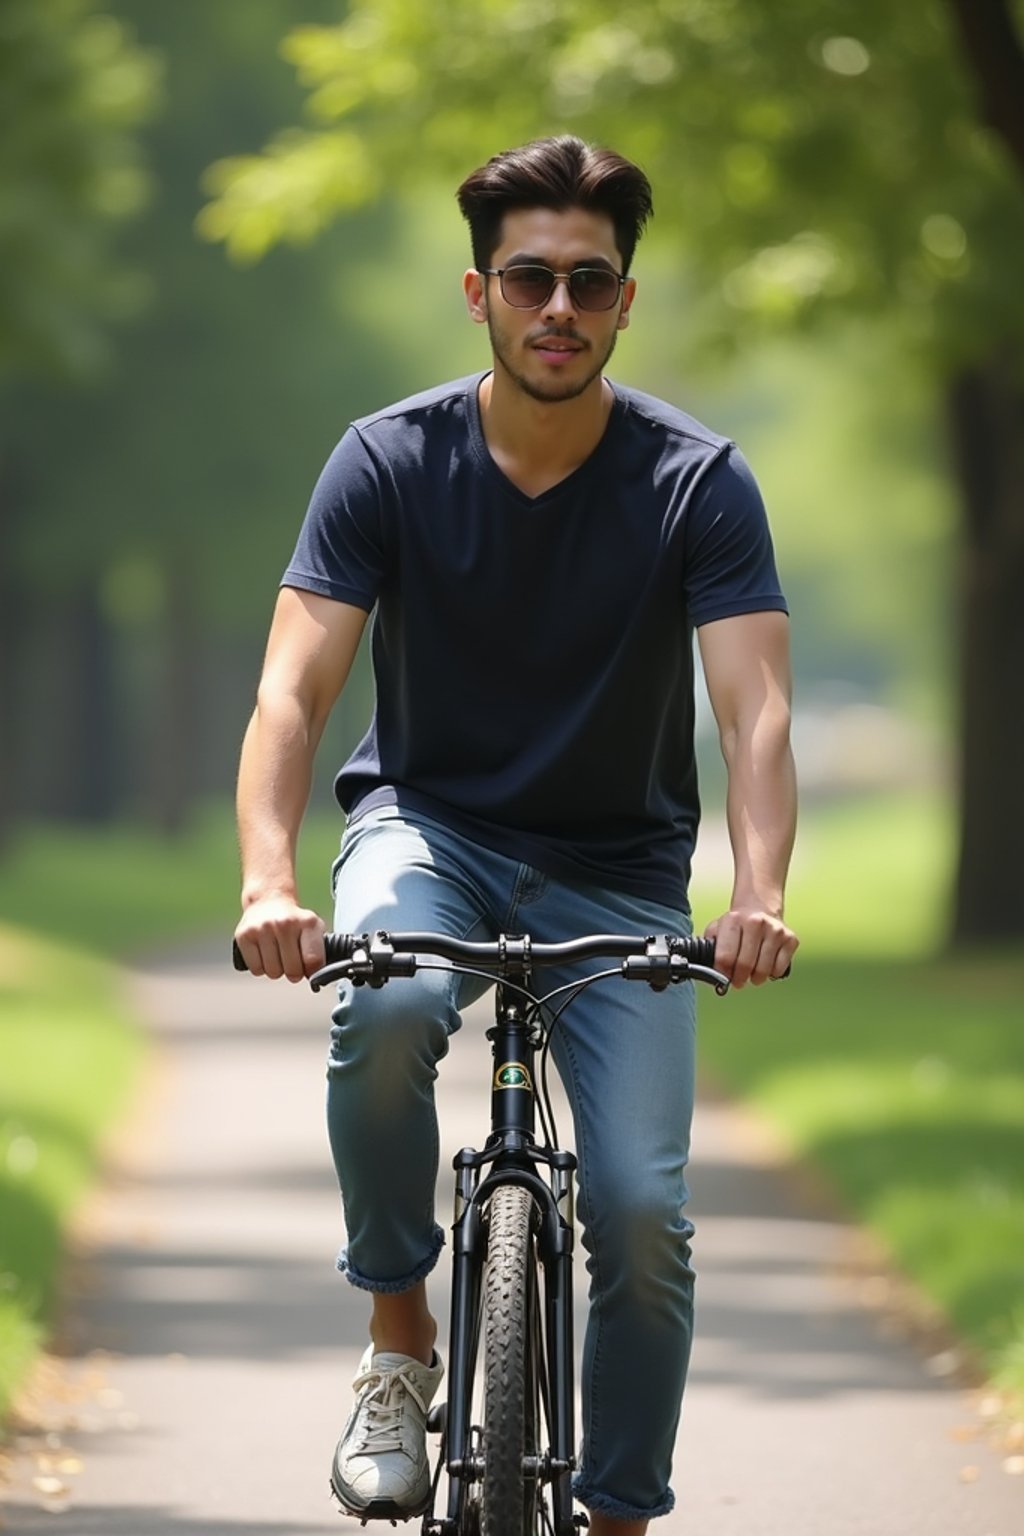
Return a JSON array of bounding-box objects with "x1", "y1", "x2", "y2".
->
[
  {"x1": 0, "y1": 804, "x2": 343, "y2": 955},
  {"x1": 692, "y1": 792, "x2": 1024, "y2": 1393},
  {"x1": 695, "y1": 955, "x2": 1024, "y2": 1388},
  {"x1": 0, "y1": 804, "x2": 343, "y2": 1419},
  {"x1": 694, "y1": 787, "x2": 956, "y2": 954},
  {"x1": 0, "y1": 927, "x2": 143, "y2": 1417}
]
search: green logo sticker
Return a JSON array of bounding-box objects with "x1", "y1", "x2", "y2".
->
[{"x1": 495, "y1": 1062, "x2": 533, "y2": 1092}]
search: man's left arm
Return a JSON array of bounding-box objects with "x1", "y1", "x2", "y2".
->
[{"x1": 697, "y1": 610, "x2": 799, "y2": 987}]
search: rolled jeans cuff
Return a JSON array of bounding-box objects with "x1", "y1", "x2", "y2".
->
[
  {"x1": 573, "y1": 1478, "x2": 675, "y2": 1521},
  {"x1": 336, "y1": 1223, "x2": 446, "y2": 1292}
]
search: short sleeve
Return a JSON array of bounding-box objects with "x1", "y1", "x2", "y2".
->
[
  {"x1": 282, "y1": 427, "x2": 387, "y2": 611},
  {"x1": 683, "y1": 446, "x2": 788, "y2": 627}
]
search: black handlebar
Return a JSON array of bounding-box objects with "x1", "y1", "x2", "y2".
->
[
  {"x1": 233, "y1": 929, "x2": 729, "y2": 994},
  {"x1": 233, "y1": 929, "x2": 717, "y2": 969}
]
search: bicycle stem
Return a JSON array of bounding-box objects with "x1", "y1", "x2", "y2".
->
[{"x1": 487, "y1": 992, "x2": 541, "y2": 1142}]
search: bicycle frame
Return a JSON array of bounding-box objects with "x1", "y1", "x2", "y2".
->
[{"x1": 440, "y1": 984, "x2": 577, "y2": 1536}]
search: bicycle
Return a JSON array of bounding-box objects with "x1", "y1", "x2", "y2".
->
[{"x1": 237, "y1": 927, "x2": 731, "y2": 1536}]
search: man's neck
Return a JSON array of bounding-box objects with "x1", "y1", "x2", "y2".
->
[{"x1": 478, "y1": 370, "x2": 614, "y2": 499}]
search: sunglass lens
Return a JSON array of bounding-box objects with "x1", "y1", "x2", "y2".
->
[
  {"x1": 571, "y1": 270, "x2": 619, "y2": 309},
  {"x1": 502, "y1": 267, "x2": 555, "y2": 306}
]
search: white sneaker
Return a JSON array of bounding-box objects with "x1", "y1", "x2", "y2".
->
[{"x1": 331, "y1": 1346, "x2": 444, "y2": 1519}]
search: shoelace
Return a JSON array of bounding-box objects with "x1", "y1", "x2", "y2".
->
[{"x1": 352, "y1": 1364, "x2": 430, "y2": 1454}]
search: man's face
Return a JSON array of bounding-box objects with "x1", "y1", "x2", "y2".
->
[{"x1": 463, "y1": 206, "x2": 636, "y2": 404}]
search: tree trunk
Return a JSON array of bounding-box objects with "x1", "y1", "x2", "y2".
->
[
  {"x1": 945, "y1": 357, "x2": 1024, "y2": 943},
  {"x1": 147, "y1": 552, "x2": 201, "y2": 835},
  {"x1": 0, "y1": 451, "x2": 21, "y2": 848},
  {"x1": 57, "y1": 578, "x2": 121, "y2": 821},
  {"x1": 946, "y1": 0, "x2": 1024, "y2": 180}
]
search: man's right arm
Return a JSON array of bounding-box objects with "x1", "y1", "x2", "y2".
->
[{"x1": 234, "y1": 586, "x2": 369, "y2": 982}]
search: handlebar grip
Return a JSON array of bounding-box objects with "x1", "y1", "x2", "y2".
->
[
  {"x1": 674, "y1": 934, "x2": 717, "y2": 967},
  {"x1": 232, "y1": 939, "x2": 248, "y2": 972},
  {"x1": 324, "y1": 932, "x2": 358, "y2": 963}
]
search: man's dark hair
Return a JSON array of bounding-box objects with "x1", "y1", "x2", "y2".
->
[{"x1": 456, "y1": 135, "x2": 653, "y2": 274}]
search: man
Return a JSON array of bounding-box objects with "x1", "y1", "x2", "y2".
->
[{"x1": 234, "y1": 135, "x2": 798, "y2": 1533}]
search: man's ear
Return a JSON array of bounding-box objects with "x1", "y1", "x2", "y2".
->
[
  {"x1": 617, "y1": 275, "x2": 637, "y2": 332},
  {"x1": 464, "y1": 269, "x2": 487, "y2": 324}
]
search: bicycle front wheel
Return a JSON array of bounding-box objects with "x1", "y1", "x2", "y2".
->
[{"x1": 480, "y1": 1183, "x2": 546, "y2": 1536}]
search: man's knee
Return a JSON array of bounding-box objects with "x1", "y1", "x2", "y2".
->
[
  {"x1": 582, "y1": 1172, "x2": 694, "y2": 1295},
  {"x1": 329, "y1": 973, "x2": 456, "y2": 1076}
]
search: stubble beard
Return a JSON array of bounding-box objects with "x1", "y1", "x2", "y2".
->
[{"x1": 486, "y1": 312, "x2": 620, "y2": 404}]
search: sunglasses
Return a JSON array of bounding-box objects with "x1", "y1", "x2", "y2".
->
[{"x1": 479, "y1": 264, "x2": 626, "y2": 312}]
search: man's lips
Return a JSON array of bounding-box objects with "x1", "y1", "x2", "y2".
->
[{"x1": 530, "y1": 334, "x2": 585, "y2": 359}]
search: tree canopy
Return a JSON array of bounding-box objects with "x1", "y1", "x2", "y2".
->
[
  {"x1": 3, "y1": 0, "x2": 389, "y2": 827},
  {"x1": 199, "y1": 0, "x2": 1024, "y2": 371},
  {"x1": 0, "y1": 0, "x2": 160, "y2": 383}
]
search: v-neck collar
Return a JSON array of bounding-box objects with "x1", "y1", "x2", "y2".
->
[{"x1": 466, "y1": 372, "x2": 623, "y2": 507}]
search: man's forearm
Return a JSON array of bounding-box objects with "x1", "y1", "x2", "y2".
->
[
  {"x1": 698, "y1": 611, "x2": 799, "y2": 984},
  {"x1": 721, "y1": 715, "x2": 798, "y2": 916},
  {"x1": 236, "y1": 693, "x2": 321, "y2": 908},
  {"x1": 233, "y1": 589, "x2": 366, "y2": 980}
]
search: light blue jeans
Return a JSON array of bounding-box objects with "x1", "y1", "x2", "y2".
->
[{"x1": 326, "y1": 802, "x2": 697, "y2": 1520}]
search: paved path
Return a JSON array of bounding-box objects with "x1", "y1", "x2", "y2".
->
[{"x1": 2, "y1": 943, "x2": 1021, "y2": 1534}]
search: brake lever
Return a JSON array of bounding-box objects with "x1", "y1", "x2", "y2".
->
[
  {"x1": 308, "y1": 959, "x2": 357, "y2": 993},
  {"x1": 685, "y1": 962, "x2": 731, "y2": 996},
  {"x1": 309, "y1": 951, "x2": 419, "y2": 992},
  {"x1": 620, "y1": 955, "x2": 731, "y2": 994}
]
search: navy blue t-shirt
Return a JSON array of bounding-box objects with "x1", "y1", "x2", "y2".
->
[{"x1": 284, "y1": 372, "x2": 787, "y2": 907}]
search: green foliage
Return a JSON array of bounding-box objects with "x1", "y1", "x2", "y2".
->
[
  {"x1": 7, "y1": 0, "x2": 420, "y2": 623},
  {"x1": 693, "y1": 789, "x2": 955, "y2": 954},
  {"x1": 692, "y1": 332, "x2": 956, "y2": 708},
  {"x1": 698, "y1": 955, "x2": 1024, "y2": 1390},
  {"x1": 0, "y1": 801, "x2": 342, "y2": 1416},
  {"x1": 0, "y1": 806, "x2": 343, "y2": 954},
  {"x1": 200, "y1": 0, "x2": 1024, "y2": 368},
  {"x1": 2, "y1": 2, "x2": 389, "y2": 830},
  {"x1": 693, "y1": 792, "x2": 1024, "y2": 1391},
  {"x1": 0, "y1": 925, "x2": 142, "y2": 1417},
  {"x1": 0, "y1": 0, "x2": 161, "y2": 382}
]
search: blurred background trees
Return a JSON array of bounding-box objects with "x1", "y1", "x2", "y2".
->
[
  {"x1": 5, "y1": 0, "x2": 1024, "y2": 943},
  {"x1": 3, "y1": 0, "x2": 388, "y2": 835},
  {"x1": 0, "y1": 0, "x2": 158, "y2": 844}
]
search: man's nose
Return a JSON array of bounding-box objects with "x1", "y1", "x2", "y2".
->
[{"x1": 541, "y1": 275, "x2": 578, "y2": 320}]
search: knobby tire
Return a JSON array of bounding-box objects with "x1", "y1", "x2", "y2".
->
[{"x1": 480, "y1": 1184, "x2": 545, "y2": 1536}]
